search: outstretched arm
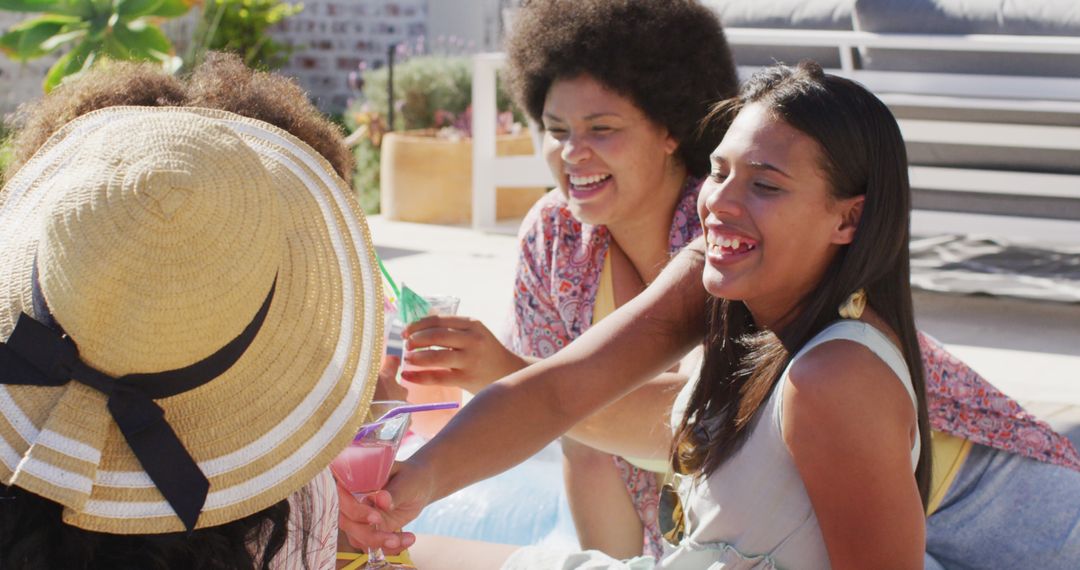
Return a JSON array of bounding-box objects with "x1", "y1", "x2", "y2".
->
[
  {"x1": 366, "y1": 239, "x2": 709, "y2": 541},
  {"x1": 563, "y1": 371, "x2": 689, "y2": 461}
]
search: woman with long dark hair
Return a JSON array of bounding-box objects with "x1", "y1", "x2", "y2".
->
[
  {"x1": 667, "y1": 62, "x2": 930, "y2": 566},
  {"x1": 351, "y1": 62, "x2": 929, "y2": 568}
]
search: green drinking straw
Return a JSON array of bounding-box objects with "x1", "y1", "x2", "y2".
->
[
  {"x1": 376, "y1": 256, "x2": 401, "y2": 299},
  {"x1": 376, "y1": 255, "x2": 430, "y2": 324}
]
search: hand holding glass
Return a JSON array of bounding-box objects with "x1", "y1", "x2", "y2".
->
[
  {"x1": 399, "y1": 295, "x2": 461, "y2": 438},
  {"x1": 331, "y1": 401, "x2": 413, "y2": 570}
]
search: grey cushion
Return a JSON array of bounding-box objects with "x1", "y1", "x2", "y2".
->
[
  {"x1": 706, "y1": 0, "x2": 854, "y2": 30},
  {"x1": 884, "y1": 94, "x2": 1080, "y2": 174},
  {"x1": 883, "y1": 94, "x2": 1080, "y2": 175},
  {"x1": 703, "y1": 0, "x2": 855, "y2": 68},
  {"x1": 906, "y1": 145, "x2": 1080, "y2": 175},
  {"x1": 854, "y1": 0, "x2": 1080, "y2": 77},
  {"x1": 880, "y1": 94, "x2": 1080, "y2": 128}
]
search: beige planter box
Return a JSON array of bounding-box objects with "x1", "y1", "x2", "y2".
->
[{"x1": 380, "y1": 130, "x2": 549, "y2": 225}]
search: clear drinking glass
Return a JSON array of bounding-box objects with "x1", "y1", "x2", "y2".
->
[
  {"x1": 331, "y1": 401, "x2": 415, "y2": 569},
  {"x1": 398, "y1": 295, "x2": 462, "y2": 439}
]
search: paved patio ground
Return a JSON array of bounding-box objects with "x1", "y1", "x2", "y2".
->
[{"x1": 369, "y1": 215, "x2": 1080, "y2": 448}]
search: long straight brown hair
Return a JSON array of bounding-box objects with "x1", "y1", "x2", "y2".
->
[{"x1": 672, "y1": 62, "x2": 932, "y2": 508}]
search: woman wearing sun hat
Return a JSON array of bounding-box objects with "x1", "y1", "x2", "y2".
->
[{"x1": 0, "y1": 87, "x2": 384, "y2": 568}]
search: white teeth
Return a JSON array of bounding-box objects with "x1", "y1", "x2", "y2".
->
[
  {"x1": 710, "y1": 236, "x2": 755, "y2": 255},
  {"x1": 569, "y1": 174, "x2": 611, "y2": 186}
]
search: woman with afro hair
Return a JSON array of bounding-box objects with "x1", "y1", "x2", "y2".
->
[{"x1": 400, "y1": 0, "x2": 738, "y2": 559}]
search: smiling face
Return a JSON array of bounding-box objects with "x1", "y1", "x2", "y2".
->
[
  {"x1": 699, "y1": 102, "x2": 862, "y2": 329},
  {"x1": 541, "y1": 75, "x2": 683, "y2": 228}
]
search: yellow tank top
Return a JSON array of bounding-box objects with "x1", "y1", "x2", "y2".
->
[
  {"x1": 593, "y1": 252, "x2": 672, "y2": 474},
  {"x1": 927, "y1": 431, "x2": 973, "y2": 514}
]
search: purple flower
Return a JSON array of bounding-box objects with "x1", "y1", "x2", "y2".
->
[{"x1": 347, "y1": 71, "x2": 364, "y2": 92}]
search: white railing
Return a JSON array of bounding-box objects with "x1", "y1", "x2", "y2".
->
[
  {"x1": 470, "y1": 30, "x2": 1080, "y2": 232},
  {"x1": 471, "y1": 53, "x2": 556, "y2": 230}
]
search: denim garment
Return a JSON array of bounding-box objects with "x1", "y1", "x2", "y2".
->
[{"x1": 925, "y1": 444, "x2": 1080, "y2": 569}]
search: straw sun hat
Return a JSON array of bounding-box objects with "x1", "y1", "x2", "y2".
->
[{"x1": 0, "y1": 106, "x2": 382, "y2": 534}]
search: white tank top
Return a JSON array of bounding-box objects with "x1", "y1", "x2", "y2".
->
[{"x1": 663, "y1": 321, "x2": 919, "y2": 569}]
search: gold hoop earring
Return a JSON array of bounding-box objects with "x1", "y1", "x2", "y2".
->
[{"x1": 839, "y1": 289, "x2": 867, "y2": 320}]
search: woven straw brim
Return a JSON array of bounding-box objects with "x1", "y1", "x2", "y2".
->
[{"x1": 0, "y1": 107, "x2": 382, "y2": 533}]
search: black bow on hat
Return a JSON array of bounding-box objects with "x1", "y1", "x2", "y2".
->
[{"x1": 0, "y1": 279, "x2": 276, "y2": 532}]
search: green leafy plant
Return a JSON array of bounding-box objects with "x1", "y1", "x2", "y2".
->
[
  {"x1": 345, "y1": 52, "x2": 525, "y2": 214},
  {"x1": 364, "y1": 55, "x2": 472, "y2": 132},
  {"x1": 361, "y1": 54, "x2": 522, "y2": 135},
  {"x1": 190, "y1": 0, "x2": 301, "y2": 70},
  {"x1": 351, "y1": 136, "x2": 381, "y2": 214},
  {"x1": 0, "y1": 0, "x2": 193, "y2": 92},
  {"x1": 0, "y1": 122, "x2": 13, "y2": 181}
]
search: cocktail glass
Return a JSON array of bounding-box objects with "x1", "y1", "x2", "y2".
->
[{"x1": 331, "y1": 401, "x2": 414, "y2": 569}]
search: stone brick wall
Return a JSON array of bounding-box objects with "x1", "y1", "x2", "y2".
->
[
  {"x1": 0, "y1": 11, "x2": 59, "y2": 117},
  {"x1": 273, "y1": 0, "x2": 429, "y2": 113},
  {"x1": 0, "y1": 1, "x2": 429, "y2": 117},
  {"x1": 0, "y1": 10, "x2": 198, "y2": 117}
]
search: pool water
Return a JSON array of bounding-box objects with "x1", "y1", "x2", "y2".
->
[{"x1": 399, "y1": 438, "x2": 580, "y2": 549}]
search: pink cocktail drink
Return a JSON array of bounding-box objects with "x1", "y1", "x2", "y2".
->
[
  {"x1": 330, "y1": 401, "x2": 433, "y2": 569},
  {"x1": 331, "y1": 440, "x2": 397, "y2": 496},
  {"x1": 330, "y1": 403, "x2": 412, "y2": 568}
]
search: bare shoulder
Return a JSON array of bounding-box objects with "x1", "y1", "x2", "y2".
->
[
  {"x1": 782, "y1": 334, "x2": 915, "y2": 449},
  {"x1": 787, "y1": 337, "x2": 903, "y2": 401}
]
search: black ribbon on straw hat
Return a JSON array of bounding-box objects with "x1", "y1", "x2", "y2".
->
[{"x1": 0, "y1": 277, "x2": 277, "y2": 532}]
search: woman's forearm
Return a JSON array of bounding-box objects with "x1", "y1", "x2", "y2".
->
[{"x1": 403, "y1": 243, "x2": 708, "y2": 502}]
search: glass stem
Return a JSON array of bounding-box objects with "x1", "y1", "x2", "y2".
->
[
  {"x1": 366, "y1": 541, "x2": 390, "y2": 569},
  {"x1": 360, "y1": 491, "x2": 391, "y2": 569}
]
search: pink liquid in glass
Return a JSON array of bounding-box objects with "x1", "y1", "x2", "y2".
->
[{"x1": 330, "y1": 440, "x2": 396, "y2": 495}]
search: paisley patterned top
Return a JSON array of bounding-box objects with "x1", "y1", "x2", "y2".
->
[
  {"x1": 508, "y1": 180, "x2": 703, "y2": 357},
  {"x1": 919, "y1": 334, "x2": 1080, "y2": 470},
  {"x1": 507, "y1": 179, "x2": 702, "y2": 558}
]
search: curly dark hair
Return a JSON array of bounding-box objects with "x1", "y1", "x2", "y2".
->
[
  {"x1": 505, "y1": 0, "x2": 737, "y2": 177},
  {"x1": 185, "y1": 53, "x2": 354, "y2": 181},
  {"x1": 6, "y1": 53, "x2": 352, "y2": 183},
  {"x1": 5, "y1": 61, "x2": 186, "y2": 180},
  {"x1": 0, "y1": 484, "x2": 308, "y2": 569},
  {"x1": 0, "y1": 53, "x2": 337, "y2": 569}
]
